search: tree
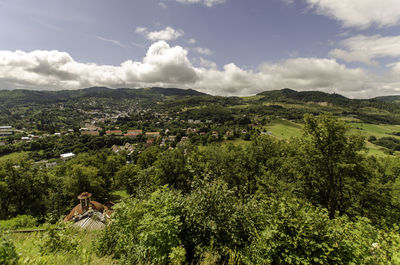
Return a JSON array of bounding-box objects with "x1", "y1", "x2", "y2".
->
[{"x1": 297, "y1": 113, "x2": 366, "y2": 219}]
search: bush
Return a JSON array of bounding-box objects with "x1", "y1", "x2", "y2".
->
[
  {"x1": 182, "y1": 179, "x2": 254, "y2": 263},
  {"x1": 242, "y1": 197, "x2": 400, "y2": 264},
  {"x1": 0, "y1": 234, "x2": 18, "y2": 265},
  {"x1": 0, "y1": 215, "x2": 38, "y2": 230},
  {"x1": 39, "y1": 223, "x2": 80, "y2": 255},
  {"x1": 96, "y1": 186, "x2": 184, "y2": 264}
]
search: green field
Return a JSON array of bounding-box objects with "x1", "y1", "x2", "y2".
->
[
  {"x1": 349, "y1": 122, "x2": 400, "y2": 139},
  {"x1": 262, "y1": 119, "x2": 400, "y2": 156},
  {"x1": 264, "y1": 119, "x2": 303, "y2": 139}
]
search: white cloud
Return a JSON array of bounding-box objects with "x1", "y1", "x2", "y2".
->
[
  {"x1": 330, "y1": 35, "x2": 400, "y2": 65},
  {"x1": 0, "y1": 42, "x2": 197, "y2": 90},
  {"x1": 158, "y1": 2, "x2": 167, "y2": 9},
  {"x1": 135, "y1": 26, "x2": 184, "y2": 41},
  {"x1": 175, "y1": 0, "x2": 226, "y2": 7},
  {"x1": 96, "y1": 36, "x2": 125, "y2": 48},
  {"x1": 306, "y1": 0, "x2": 400, "y2": 28},
  {"x1": 187, "y1": 38, "x2": 196, "y2": 44},
  {"x1": 281, "y1": 0, "x2": 294, "y2": 6},
  {"x1": 193, "y1": 47, "x2": 212, "y2": 55},
  {"x1": 198, "y1": 57, "x2": 217, "y2": 69},
  {"x1": 135, "y1": 27, "x2": 147, "y2": 33},
  {"x1": 0, "y1": 42, "x2": 398, "y2": 98}
]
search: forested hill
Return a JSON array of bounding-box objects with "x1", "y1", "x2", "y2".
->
[
  {"x1": 373, "y1": 95, "x2": 400, "y2": 104},
  {"x1": 2, "y1": 86, "x2": 400, "y2": 124},
  {"x1": 257, "y1": 88, "x2": 397, "y2": 109},
  {"x1": 0, "y1": 86, "x2": 207, "y2": 107}
]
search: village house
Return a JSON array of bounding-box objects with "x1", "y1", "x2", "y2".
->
[
  {"x1": 106, "y1": 130, "x2": 123, "y2": 136},
  {"x1": 81, "y1": 130, "x2": 100, "y2": 136},
  {"x1": 60, "y1": 152, "x2": 75, "y2": 160},
  {"x1": 124, "y1": 129, "x2": 143, "y2": 137},
  {"x1": 145, "y1": 132, "x2": 160, "y2": 138},
  {"x1": 178, "y1": 136, "x2": 189, "y2": 146},
  {"x1": 0, "y1": 126, "x2": 13, "y2": 136},
  {"x1": 80, "y1": 125, "x2": 101, "y2": 136},
  {"x1": 64, "y1": 192, "x2": 113, "y2": 230},
  {"x1": 145, "y1": 137, "x2": 156, "y2": 147},
  {"x1": 186, "y1": 128, "x2": 198, "y2": 134}
]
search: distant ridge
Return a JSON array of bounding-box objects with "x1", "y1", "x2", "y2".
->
[
  {"x1": 0, "y1": 86, "x2": 208, "y2": 107},
  {"x1": 373, "y1": 95, "x2": 400, "y2": 104},
  {"x1": 257, "y1": 88, "x2": 349, "y2": 104}
]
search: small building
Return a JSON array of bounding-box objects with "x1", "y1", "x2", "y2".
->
[
  {"x1": 0, "y1": 126, "x2": 13, "y2": 136},
  {"x1": 46, "y1": 162, "x2": 58, "y2": 168},
  {"x1": 64, "y1": 192, "x2": 112, "y2": 230},
  {"x1": 81, "y1": 130, "x2": 100, "y2": 136},
  {"x1": 124, "y1": 129, "x2": 143, "y2": 137},
  {"x1": 60, "y1": 152, "x2": 75, "y2": 160},
  {"x1": 106, "y1": 130, "x2": 123, "y2": 136},
  {"x1": 145, "y1": 132, "x2": 160, "y2": 138},
  {"x1": 106, "y1": 130, "x2": 122, "y2": 136}
]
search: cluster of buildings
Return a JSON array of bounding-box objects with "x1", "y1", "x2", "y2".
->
[{"x1": 0, "y1": 126, "x2": 13, "y2": 137}]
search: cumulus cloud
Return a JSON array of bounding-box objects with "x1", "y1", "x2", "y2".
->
[
  {"x1": 330, "y1": 35, "x2": 400, "y2": 65},
  {"x1": 198, "y1": 57, "x2": 217, "y2": 69},
  {"x1": 193, "y1": 47, "x2": 212, "y2": 55},
  {"x1": 175, "y1": 0, "x2": 226, "y2": 7},
  {"x1": 0, "y1": 42, "x2": 197, "y2": 90},
  {"x1": 306, "y1": 0, "x2": 400, "y2": 28},
  {"x1": 0, "y1": 42, "x2": 398, "y2": 98},
  {"x1": 135, "y1": 26, "x2": 184, "y2": 41}
]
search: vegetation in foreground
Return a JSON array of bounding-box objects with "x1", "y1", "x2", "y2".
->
[{"x1": 1, "y1": 113, "x2": 400, "y2": 264}]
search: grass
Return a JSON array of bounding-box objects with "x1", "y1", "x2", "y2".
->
[
  {"x1": 0, "y1": 151, "x2": 30, "y2": 163},
  {"x1": 110, "y1": 189, "x2": 130, "y2": 201},
  {"x1": 264, "y1": 119, "x2": 303, "y2": 140},
  {"x1": 9, "y1": 229, "x2": 114, "y2": 265},
  {"x1": 363, "y1": 142, "x2": 390, "y2": 157},
  {"x1": 348, "y1": 122, "x2": 400, "y2": 139},
  {"x1": 262, "y1": 119, "x2": 399, "y2": 156}
]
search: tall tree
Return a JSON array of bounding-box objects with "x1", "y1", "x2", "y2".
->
[{"x1": 297, "y1": 113, "x2": 366, "y2": 219}]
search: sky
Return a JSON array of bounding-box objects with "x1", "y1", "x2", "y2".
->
[{"x1": 1, "y1": 0, "x2": 400, "y2": 98}]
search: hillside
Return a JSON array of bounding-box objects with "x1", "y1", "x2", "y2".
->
[{"x1": 0, "y1": 86, "x2": 207, "y2": 107}]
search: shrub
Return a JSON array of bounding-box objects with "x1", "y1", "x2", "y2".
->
[
  {"x1": 39, "y1": 223, "x2": 80, "y2": 254},
  {"x1": 96, "y1": 186, "x2": 184, "y2": 264},
  {"x1": 0, "y1": 234, "x2": 18, "y2": 265},
  {"x1": 0, "y1": 215, "x2": 38, "y2": 230},
  {"x1": 242, "y1": 197, "x2": 400, "y2": 264}
]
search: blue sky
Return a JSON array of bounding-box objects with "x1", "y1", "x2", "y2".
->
[{"x1": 1, "y1": 0, "x2": 400, "y2": 98}]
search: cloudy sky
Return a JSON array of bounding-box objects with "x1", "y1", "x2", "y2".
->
[{"x1": 1, "y1": 0, "x2": 400, "y2": 98}]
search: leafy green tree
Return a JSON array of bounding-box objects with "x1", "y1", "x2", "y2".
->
[
  {"x1": 154, "y1": 148, "x2": 192, "y2": 192},
  {"x1": 63, "y1": 164, "x2": 106, "y2": 204},
  {"x1": 182, "y1": 179, "x2": 254, "y2": 263},
  {"x1": 296, "y1": 113, "x2": 366, "y2": 219},
  {"x1": 137, "y1": 146, "x2": 160, "y2": 169}
]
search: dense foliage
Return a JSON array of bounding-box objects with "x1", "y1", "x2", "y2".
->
[
  {"x1": 2, "y1": 87, "x2": 400, "y2": 264},
  {"x1": 0, "y1": 233, "x2": 18, "y2": 265},
  {"x1": 93, "y1": 114, "x2": 400, "y2": 263}
]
